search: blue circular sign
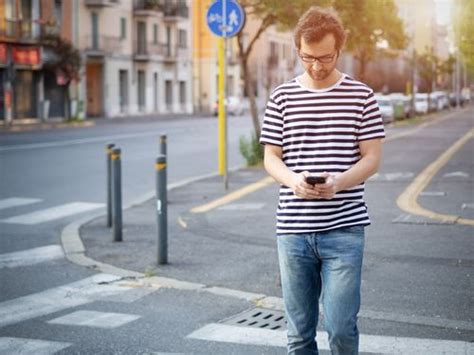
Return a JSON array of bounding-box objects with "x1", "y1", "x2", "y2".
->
[{"x1": 206, "y1": 0, "x2": 245, "y2": 38}]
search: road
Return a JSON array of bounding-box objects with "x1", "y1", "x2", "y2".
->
[{"x1": 0, "y1": 108, "x2": 473, "y2": 354}]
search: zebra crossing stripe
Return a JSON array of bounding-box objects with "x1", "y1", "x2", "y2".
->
[
  {"x1": 0, "y1": 337, "x2": 72, "y2": 355},
  {"x1": 0, "y1": 202, "x2": 104, "y2": 225},
  {"x1": 0, "y1": 274, "x2": 131, "y2": 328},
  {"x1": 0, "y1": 198, "x2": 42, "y2": 211},
  {"x1": 187, "y1": 323, "x2": 474, "y2": 353},
  {"x1": 0, "y1": 245, "x2": 64, "y2": 269},
  {"x1": 47, "y1": 310, "x2": 141, "y2": 328}
]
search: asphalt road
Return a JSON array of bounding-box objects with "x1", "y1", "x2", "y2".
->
[{"x1": 0, "y1": 107, "x2": 473, "y2": 354}]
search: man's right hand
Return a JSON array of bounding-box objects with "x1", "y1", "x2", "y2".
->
[{"x1": 290, "y1": 171, "x2": 322, "y2": 200}]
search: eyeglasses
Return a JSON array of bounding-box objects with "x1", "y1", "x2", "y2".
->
[{"x1": 298, "y1": 51, "x2": 338, "y2": 64}]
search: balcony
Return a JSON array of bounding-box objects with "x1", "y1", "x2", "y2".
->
[
  {"x1": 84, "y1": 35, "x2": 123, "y2": 57},
  {"x1": 134, "y1": 0, "x2": 164, "y2": 16},
  {"x1": 163, "y1": 3, "x2": 189, "y2": 21},
  {"x1": 85, "y1": 0, "x2": 119, "y2": 8},
  {"x1": 134, "y1": 43, "x2": 166, "y2": 61},
  {"x1": 0, "y1": 18, "x2": 43, "y2": 44},
  {"x1": 163, "y1": 45, "x2": 188, "y2": 63}
]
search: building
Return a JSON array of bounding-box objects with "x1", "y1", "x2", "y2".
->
[
  {"x1": 78, "y1": 0, "x2": 193, "y2": 118},
  {"x1": 0, "y1": 0, "x2": 73, "y2": 123}
]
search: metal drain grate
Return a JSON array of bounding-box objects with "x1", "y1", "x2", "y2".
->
[{"x1": 220, "y1": 308, "x2": 287, "y2": 330}]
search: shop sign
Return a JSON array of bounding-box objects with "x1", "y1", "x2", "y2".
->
[
  {"x1": 12, "y1": 46, "x2": 41, "y2": 66},
  {"x1": 0, "y1": 44, "x2": 7, "y2": 64}
]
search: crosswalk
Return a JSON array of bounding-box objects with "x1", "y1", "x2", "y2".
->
[{"x1": 0, "y1": 197, "x2": 104, "y2": 225}]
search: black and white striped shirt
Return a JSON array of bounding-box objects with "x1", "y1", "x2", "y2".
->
[{"x1": 260, "y1": 74, "x2": 385, "y2": 235}]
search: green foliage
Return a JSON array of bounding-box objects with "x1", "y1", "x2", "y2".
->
[
  {"x1": 239, "y1": 134, "x2": 264, "y2": 166},
  {"x1": 332, "y1": 0, "x2": 408, "y2": 80},
  {"x1": 416, "y1": 49, "x2": 455, "y2": 92},
  {"x1": 40, "y1": 34, "x2": 82, "y2": 85},
  {"x1": 453, "y1": 0, "x2": 474, "y2": 75}
]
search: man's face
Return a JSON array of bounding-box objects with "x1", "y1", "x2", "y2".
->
[{"x1": 299, "y1": 34, "x2": 339, "y2": 81}]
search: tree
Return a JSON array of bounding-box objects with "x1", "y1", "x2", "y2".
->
[
  {"x1": 332, "y1": 0, "x2": 408, "y2": 82},
  {"x1": 236, "y1": 0, "x2": 328, "y2": 139},
  {"x1": 453, "y1": 0, "x2": 474, "y2": 75},
  {"x1": 40, "y1": 34, "x2": 82, "y2": 120}
]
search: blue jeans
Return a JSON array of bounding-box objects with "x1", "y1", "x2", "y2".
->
[{"x1": 277, "y1": 225, "x2": 365, "y2": 355}]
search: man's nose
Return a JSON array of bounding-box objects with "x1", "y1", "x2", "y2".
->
[{"x1": 311, "y1": 61, "x2": 322, "y2": 69}]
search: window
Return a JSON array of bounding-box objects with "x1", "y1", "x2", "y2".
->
[
  {"x1": 165, "y1": 80, "x2": 173, "y2": 111},
  {"x1": 91, "y1": 12, "x2": 99, "y2": 49},
  {"x1": 54, "y1": 0, "x2": 62, "y2": 28},
  {"x1": 138, "y1": 70, "x2": 146, "y2": 111},
  {"x1": 120, "y1": 18, "x2": 126, "y2": 40},
  {"x1": 179, "y1": 81, "x2": 186, "y2": 106},
  {"x1": 119, "y1": 70, "x2": 128, "y2": 113},
  {"x1": 178, "y1": 29, "x2": 186, "y2": 48},
  {"x1": 153, "y1": 24, "x2": 158, "y2": 44}
]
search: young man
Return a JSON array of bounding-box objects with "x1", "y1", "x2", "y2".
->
[{"x1": 259, "y1": 6, "x2": 385, "y2": 355}]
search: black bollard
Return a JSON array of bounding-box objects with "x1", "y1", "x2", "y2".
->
[
  {"x1": 156, "y1": 155, "x2": 168, "y2": 264},
  {"x1": 106, "y1": 143, "x2": 115, "y2": 228},
  {"x1": 112, "y1": 148, "x2": 122, "y2": 242}
]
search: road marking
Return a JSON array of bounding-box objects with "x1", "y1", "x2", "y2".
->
[
  {"x1": 397, "y1": 128, "x2": 474, "y2": 226},
  {"x1": 0, "y1": 337, "x2": 72, "y2": 354},
  {"x1": 191, "y1": 176, "x2": 274, "y2": 213},
  {"x1": 48, "y1": 310, "x2": 141, "y2": 328},
  {"x1": 187, "y1": 323, "x2": 473, "y2": 353},
  {"x1": 0, "y1": 273, "x2": 133, "y2": 328},
  {"x1": 419, "y1": 191, "x2": 446, "y2": 197},
  {"x1": 0, "y1": 202, "x2": 104, "y2": 225},
  {"x1": 217, "y1": 202, "x2": 266, "y2": 211},
  {"x1": 0, "y1": 197, "x2": 42, "y2": 211},
  {"x1": 0, "y1": 245, "x2": 64, "y2": 269},
  {"x1": 443, "y1": 171, "x2": 470, "y2": 179}
]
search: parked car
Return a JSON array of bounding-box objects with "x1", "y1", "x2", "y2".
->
[
  {"x1": 213, "y1": 96, "x2": 244, "y2": 116},
  {"x1": 415, "y1": 93, "x2": 429, "y2": 114},
  {"x1": 375, "y1": 94, "x2": 394, "y2": 123},
  {"x1": 389, "y1": 93, "x2": 411, "y2": 118},
  {"x1": 431, "y1": 91, "x2": 449, "y2": 110}
]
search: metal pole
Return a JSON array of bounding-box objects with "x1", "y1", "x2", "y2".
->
[
  {"x1": 160, "y1": 134, "x2": 167, "y2": 156},
  {"x1": 106, "y1": 143, "x2": 115, "y2": 227},
  {"x1": 112, "y1": 148, "x2": 122, "y2": 242},
  {"x1": 156, "y1": 155, "x2": 168, "y2": 264}
]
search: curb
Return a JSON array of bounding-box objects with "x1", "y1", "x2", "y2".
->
[
  {"x1": 0, "y1": 120, "x2": 96, "y2": 133},
  {"x1": 60, "y1": 165, "x2": 277, "y2": 305}
]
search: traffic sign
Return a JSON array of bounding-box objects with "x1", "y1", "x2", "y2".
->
[{"x1": 206, "y1": 0, "x2": 245, "y2": 38}]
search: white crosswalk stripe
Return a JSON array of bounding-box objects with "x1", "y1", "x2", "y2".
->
[
  {"x1": 47, "y1": 310, "x2": 141, "y2": 328},
  {"x1": 187, "y1": 323, "x2": 474, "y2": 354},
  {"x1": 0, "y1": 274, "x2": 137, "y2": 328},
  {"x1": 0, "y1": 198, "x2": 42, "y2": 211},
  {"x1": 0, "y1": 245, "x2": 64, "y2": 269},
  {"x1": 0, "y1": 337, "x2": 72, "y2": 355},
  {"x1": 0, "y1": 201, "x2": 104, "y2": 225}
]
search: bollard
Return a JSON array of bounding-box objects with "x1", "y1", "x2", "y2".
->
[
  {"x1": 112, "y1": 148, "x2": 123, "y2": 242},
  {"x1": 106, "y1": 143, "x2": 115, "y2": 228},
  {"x1": 160, "y1": 134, "x2": 167, "y2": 156},
  {"x1": 156, "y1": 155, "x2": 168, "y2": 264}
]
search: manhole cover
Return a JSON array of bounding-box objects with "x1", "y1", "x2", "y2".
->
[{"x1": 220, "y1": 308, "x2": 286, "y2": 330}]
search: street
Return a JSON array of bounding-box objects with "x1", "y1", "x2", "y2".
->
[{"x1": 0, "y1": 108, "x2": 473, "y2": 354}]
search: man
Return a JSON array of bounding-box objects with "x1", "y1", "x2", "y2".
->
[{"x1": 259, "y1": 6, "x2": 385, "y2": 355}]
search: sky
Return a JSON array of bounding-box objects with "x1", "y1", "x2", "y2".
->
[{"x1": 434, "y1": 0, "x2": 453, "y2": 25}]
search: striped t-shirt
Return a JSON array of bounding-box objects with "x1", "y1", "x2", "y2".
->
[{"x1": 259, "y1": 74, "x2": 385, "y2": 235}]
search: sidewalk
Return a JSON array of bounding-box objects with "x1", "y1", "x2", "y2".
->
[{"x1": 80, "y1": 167, "x2": 282, "y2": 297}]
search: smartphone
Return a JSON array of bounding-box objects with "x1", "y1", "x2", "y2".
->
[{"x1": 306, "y1": 176, "x2": 326, "y2": 185}]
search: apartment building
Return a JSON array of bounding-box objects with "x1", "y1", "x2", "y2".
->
[
  {"x1": 0, "y1": 0, "x2": 73, "y2": 122},
  {"x1": 79, "y1": 0, "x2": 193, "y2": 118}
]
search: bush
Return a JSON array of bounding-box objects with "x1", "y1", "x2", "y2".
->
[{"x1": 239, "y1": 134, "x2": 264, "y2": 166}]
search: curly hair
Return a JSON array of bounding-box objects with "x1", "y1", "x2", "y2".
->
[{"x1": 294, "y1": 6, "x2": 347, "y2": 51}]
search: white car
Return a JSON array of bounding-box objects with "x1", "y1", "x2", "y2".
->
[
  {"x1": 415, "y1": 93, "x2": 429, "y2": 114},
  {"x1": 375, "y1": 95, "x2": 394, "y2": 123},
  {"x1": 213, "y1": 96, "x2": 244, "y2": 116}
]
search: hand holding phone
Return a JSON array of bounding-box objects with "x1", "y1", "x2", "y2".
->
[{"x1": 306, "y1": 176, "x2": 327, "y2": 186}]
